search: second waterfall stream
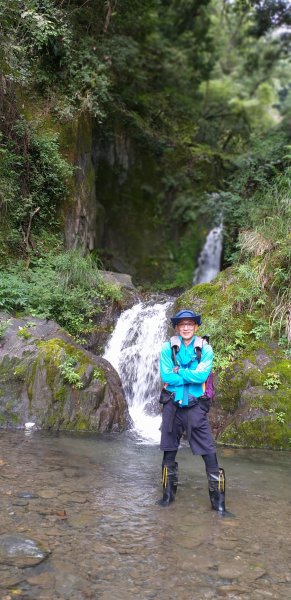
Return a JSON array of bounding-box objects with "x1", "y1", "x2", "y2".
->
[{"x1": 104, "y1": 298, "x2": 174, "y2": 443}]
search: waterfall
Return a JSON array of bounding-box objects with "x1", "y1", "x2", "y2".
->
[
  {"x1": 104, "y1": 298, "x2": 174, "y2": 443},
  {"x1": 193, "y1": 223, "x2": 223, "y2": 285}
]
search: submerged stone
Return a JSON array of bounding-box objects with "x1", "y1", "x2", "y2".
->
[
  {"x1": 18, "y1": 491, "x2": 39, "y2": 499},
  {"x1": 0, "y1": 534, "x2": 50, "y2": 567}
]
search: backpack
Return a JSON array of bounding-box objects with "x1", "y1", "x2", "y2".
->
[{"x1": 170, "y1": 334, "x2": 214, "y2": 401}]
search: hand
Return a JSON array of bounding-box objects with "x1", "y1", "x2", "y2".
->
[{"x1": 172, "y1": 366, "x2": 180, "y2": 373}]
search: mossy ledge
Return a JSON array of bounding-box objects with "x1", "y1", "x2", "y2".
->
[{"x1": 176, "y1": 266, "x2": 291, "y2": 450}]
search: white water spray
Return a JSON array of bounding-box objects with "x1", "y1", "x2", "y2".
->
[
  {"x1": 104, "y1": 299, "x2": 173, "y2": 443},
  {"x1": 193, "y1": 223, "x2": 223, "y2": 285}
]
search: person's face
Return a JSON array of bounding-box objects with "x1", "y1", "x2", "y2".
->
[{"x1": 175, "y1": 319, "x2": 198, "y2": 343}]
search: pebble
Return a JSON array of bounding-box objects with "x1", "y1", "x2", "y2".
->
[
  {"x1": 26, "y1": 572, "x2": 55, "y2": 587},
  {"x1": 12, "y1": 499, "x2": 29, "y2": 507},
  {"x1": 38, "y1": 489, "x2": 59, "y2": 499},
  {"x1": 217, "y1": 584, "x2": 250, "y2": 595},
  {"x1": 18, "y1": 492, "x2": 39, "y2": 499},
  {"x1": 0, "y1": 570, "x2": 25, "y2": 587},
  {"x1": 218, "y1": 558, "x2": 249, "y2": 579},
  {"x1": 58, "y1": 493, "x2": 88, "y2": 504}
]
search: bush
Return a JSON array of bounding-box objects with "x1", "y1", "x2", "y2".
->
[{"x1": 0, "y1": 248, "x2": 123, "y2": 339}]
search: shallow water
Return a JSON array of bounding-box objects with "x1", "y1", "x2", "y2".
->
[{"x1": 0, "y1": 431, "x2": 291, "y2": 600}]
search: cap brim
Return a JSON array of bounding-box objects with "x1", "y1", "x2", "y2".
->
[{"x1": 171, "y1": 315, "x2": 202, "y2": 326}]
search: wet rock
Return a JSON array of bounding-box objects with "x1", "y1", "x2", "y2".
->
[
  {"x1": 42, "y1": 527, "x2": 64, "y2": 537},
  {"x1": 217, "y1": 584, "x2": 250, "y2": 595},
  {"x1": 218, "y1": 557, "x2": 266, "y2": 582},
  {"x1": 68, "y1": 513, "x2": 97, "y2": 528},
  {"x1": 217, "y1": 558, "x2": 249, "y2": 579},
  {"x1": 12, "y1": 498, "x2": 29, "y2": 507},
  {"x1": 58, "y1": 493, "x2": 88, "y2": 504},
  {"x1": 38, "y1": 488, "x2": 59, "y2": 499},
  {"x1": 26, "y1": 572, "x2": 55, "y2": 587},
  {"x1": 18, "y1": 492, "x2": 39, "y2": 499},
  {"x1": 101, "y1": 271, "x2": 135, "y2": 290},
  {"x1": 212, "y1": 539, "x2": 238, "y2": 550},
  {"x1": 188, "y1": 555, "x2": 217, "y2": 573},
  {"x1": 244, "y1": 566, "x2": 267, "y2": 582},
  {"x1": 176, "y1": 537, "x2": 204, "y2": 549},
  {"x1": 0, "y1": 534, "x2": 50, "y2": 567},
  {"x1": 0, "y1": 568, "x2": 25, "y2": 587}
]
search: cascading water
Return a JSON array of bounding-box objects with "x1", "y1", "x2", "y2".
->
[
  {"x1": 104, "y1": 298, "x2": 174, "y2": 443},
  {"x1": 193, "y1": 223, "x2": 223, "y2": 284},
  {"x1": 104, "y1": 222, "x2": 223, "y2": 443}
]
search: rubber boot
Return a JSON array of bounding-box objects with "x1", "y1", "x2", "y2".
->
[
  {"x1": 207, "y1": 468, "x2": 234, "y2": 516},
  {"x1": 157, "y1": 462, "x2": 178, "y2": 507}
]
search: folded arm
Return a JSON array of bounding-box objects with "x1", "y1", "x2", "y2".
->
[
  {"x1": 178, "y1": 346, "x2": 213, "y2": 384},
  {"x1": 160, "y1": 343, "x2": 184, "y2": 386}
]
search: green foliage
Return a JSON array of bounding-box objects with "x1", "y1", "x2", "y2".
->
[
  {"x1": 0, "y1": 319, "x2": 11, "y2": 339},
  {"x1": 268, "y1": 408, "x2": 286, "y2": 425},
  {"x1": 17, "y1": 325, "x2": 32, "y2": 340},
  {"x1": 59, "y1": 355, "x2": 83, "y2": 389},
  {"x1": 0, "y1": 122, "x2": 73, "y2": 254},
  {"x1": 93, "y1": 367, "x2": 106, "y2": 386},
  {"x1": 263, "y1": 372, "x2": 282, "y2": 390},
  {"x1": 0, "y1": 248, "x2": 123, "y2": 338},
  {"x1": 213, "y1": 328, "x2": 248, "y2": 372},
  {"x1": 249, "y1": 322, "x2": 270, "y2": 341},
  {"x1": 0, "y1": 0, "x2": 290, "y2": 296},
  {"x1": 0, "y1": 273, "x2": 29, "y2": 311}
]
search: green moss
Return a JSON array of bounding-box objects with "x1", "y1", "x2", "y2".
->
[
  {"x1": 13, "y1": 364, "x2": 27, "y2": 380},
  {"x1": 17, "y1": 326, "x2": 32, "y2": 340},
  {"x1": 55, "y1": 386, "x2": 67, "y2": 403},
  {"x1": 266, "y1": 359, "x2": 291, "y2": 381},
  {"x1": 219, "y1": 417, "x2": 291, "y2": 450},
  {"x1": 46, "y1": 408, "x2": 64, "y2": 429},
  {"x1": 36, "y1": 338, "x2": 91, "y2": 393},
  {"x1": 0, "y1": 400, "x2": 21, "y2": 425},
  {"x1": 93, "y1": 367, "x2": 106, "y2": 386},
  {"x1": 10, "y1": 412, "x2": 20, "y2": 424},
  {"x1": 72, "y1": 415, "x2": 91, "y2": 431}
]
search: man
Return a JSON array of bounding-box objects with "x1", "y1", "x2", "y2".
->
[{"x1": 158, "y1": 308, "x2": 231, "y2": 516}]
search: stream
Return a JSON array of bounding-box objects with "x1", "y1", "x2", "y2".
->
[
  {"x1": 0, "y1": 430, "x2": 291, "y2": 599},
  {"x1": 1, "y1": 260, "x2": 290, "y2": 599}
]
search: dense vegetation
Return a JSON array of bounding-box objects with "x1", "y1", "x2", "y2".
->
[{"x1": 0, "y1": 0, "x2": 290, "y2": 346}]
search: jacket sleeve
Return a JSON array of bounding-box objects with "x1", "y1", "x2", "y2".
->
[
  {"x1": 160, "y1": 342, "x2": 184, "y2": 386},
  {"x1": 178, "y1": 345, "x2": 213, "y2": 384}
]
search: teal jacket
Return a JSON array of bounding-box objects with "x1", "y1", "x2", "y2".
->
[{"x1": 160, "y1": 336, "x2": 213, "y2": 406}]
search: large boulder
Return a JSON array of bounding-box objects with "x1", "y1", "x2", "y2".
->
[
  {"x1": 174, "y1": 268, "x2": 291, "y2": 450},
  {"x1": 83, "y1": 273, "x2": 141, "y2": 355},
  {"x1": 0, "y1": 314, "x2": 131, "y2": 432},
  {"x1": 216, "y1": 344, "x2": 291, "y2": 449}
]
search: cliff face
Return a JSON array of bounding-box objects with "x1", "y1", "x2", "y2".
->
[
  {"x1": 62, "y1": 114, "x2": 101, "y2": 254},
  {"x1": 61, "y1": 117, "x2": 168, "y2": 282}
]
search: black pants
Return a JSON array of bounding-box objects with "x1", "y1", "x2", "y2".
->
[
  {"x1": 160, "y1": 401, "x2": 216, "y2": 455},
  {"x1": 163, "y1": 450, "x2": 219, "y2": 475}
]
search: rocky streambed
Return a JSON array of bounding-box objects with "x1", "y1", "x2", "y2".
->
[{"x1": 0, "y1": 430, "x2": 291, "y2": 600}]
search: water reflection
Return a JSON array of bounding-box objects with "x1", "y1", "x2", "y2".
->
[{"x1": 0, "y1": 431, "x2": 290, "y2": 599}]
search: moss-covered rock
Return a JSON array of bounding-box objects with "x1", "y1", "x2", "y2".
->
[
  {"x1": 176, "y1": 266, "x2": 291, "y2": 450},
  {"x1": 0, "y1": 313, "x2": 131, "y2": 432}
]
